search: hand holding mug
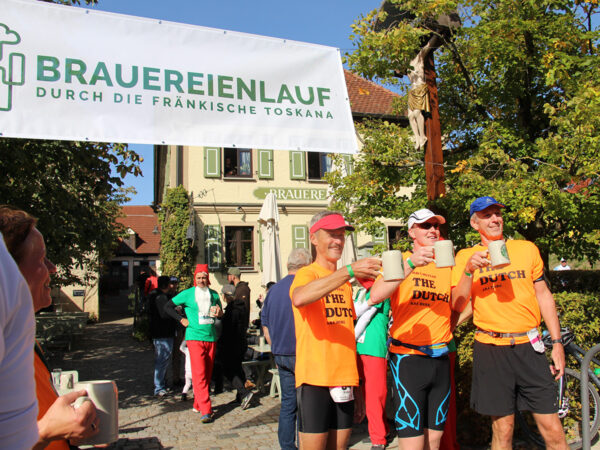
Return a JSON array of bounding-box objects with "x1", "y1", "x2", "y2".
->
[
  {"x1": 350, "y1": 257, "x2": 382, "y2": 280},
  {"x1": 410, "y1": 246, "x2": 434, "y2": 267},
  {"x1": 37, "y1": 389, "x2": 99, "y2": 446},
  {"x1": 209, "y1": 305, "x2": 222, "y2": 318},
  {"x1": 466, "y1": 250, "x2": 490, "y2": 273}
]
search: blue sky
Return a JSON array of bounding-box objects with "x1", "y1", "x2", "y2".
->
[{"x1": 78, "y1": 0, "x2": 382, "y2": 205}]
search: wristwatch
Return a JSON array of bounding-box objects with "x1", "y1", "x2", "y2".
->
[{"x1": 551, "y1": 338, "x2": 562, "y2": 345}]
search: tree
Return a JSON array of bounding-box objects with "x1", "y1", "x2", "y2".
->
[
  {"x1": 331, "y1": 0, "x2": 600, "y2": 265},
  {"x1": 158, "y1": 186, "x2": 197, "y2": 289},
  {"x1": 0, "y1": 139, "x2": 142, "y2": 284}
]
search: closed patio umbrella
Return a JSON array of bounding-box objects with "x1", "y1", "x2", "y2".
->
[
  {"x1": 258, "y1": 193, "x2": 282, "y2": 286},
  {"x1": 337, "y1": 232, "x2": 357, "y2": 270}
]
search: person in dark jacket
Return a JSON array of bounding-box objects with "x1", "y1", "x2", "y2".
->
[
  {"x1": 216, "y1": 284, "x2": 254, "y2": 410},
  {"x1": 148, "y1": 275, "x2": 178, "y2": 396},
  {"x1": 227, "y1": 267, "x2": 251, "y2": 326}
]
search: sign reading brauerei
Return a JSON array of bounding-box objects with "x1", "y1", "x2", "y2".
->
[
  {"x1": 253, "y1": 187, "x2": 328, "y2": 201},
  {"x1": 0, "y1": 0, "x2": 357, "y2": 154}
]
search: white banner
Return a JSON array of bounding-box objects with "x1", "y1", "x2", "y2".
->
[{"x1": 0, "y1": 0, "x2": 357, "y2": 153}]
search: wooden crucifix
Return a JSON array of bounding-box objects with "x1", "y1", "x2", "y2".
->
[
  {"x1": 409, "y1": 35, "x2": 446, "y2": 201},
  {"x1": 375, "y1": 3, "x2": 460, "y2": 201}
]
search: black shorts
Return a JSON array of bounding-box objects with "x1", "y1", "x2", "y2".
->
[
  {"x1": 388, "y1": 353, "x2": 451, "y2": 438},
  {"x1": 296, "y1": 384, "x2": 354, "y2": 433},
  {"x1": 471, "y1": 341, "x2": 558, "y2": 416}
]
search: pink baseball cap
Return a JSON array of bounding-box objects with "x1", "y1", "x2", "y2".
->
[{"x1": 310, "y1": 214, "x2": 355, "y2": 233}]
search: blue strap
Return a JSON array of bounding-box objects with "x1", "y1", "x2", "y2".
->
[{"x1": 389, "y1": 338, "x2": 450, "y2": 358}]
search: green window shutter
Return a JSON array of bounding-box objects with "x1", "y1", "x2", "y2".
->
[
  {"x1": 292, "y1": 225, "x2": 309, "y2": 249},
  {"x1": 204, "y1": 147, "x2": 221, "y2": 178},
  {"x1": 257, "y1": 149, "x2": 274, "y2": 179},
  {"x1": 204, "y1": 225, "x2": 223, "y2": 270},
  {"x1": 342, "y1": 154, "x2": 354, "y2": 176},
  {"x1": 289, "y1": 151, "x2": 306, "y2": 180}
]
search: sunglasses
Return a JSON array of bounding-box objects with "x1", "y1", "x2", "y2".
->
[{"x1": 416, "y1": 222, "x2": 440, "y2": 230}]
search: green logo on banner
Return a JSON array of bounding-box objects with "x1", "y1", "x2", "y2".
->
[{"x1": 0, "y1": 23, "x2": 25, "y2": 112}]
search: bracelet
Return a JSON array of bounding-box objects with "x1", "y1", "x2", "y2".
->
[
  {"x1": 346, "y1": 264, "x2": 355, "y2": 278},
  {"x1": 464, "y1": 271, "x2": 473, "y2": 277},
  {"x1": 551, "y1": 338, "x2": 563, "y2": 345},
  {"x1": 406, "y1": 258, "x2": 416, "y2": 270}
]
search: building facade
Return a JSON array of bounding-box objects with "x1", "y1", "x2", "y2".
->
[{"x1": 154, "y1": 70, "x2": 410, "y2": 320}]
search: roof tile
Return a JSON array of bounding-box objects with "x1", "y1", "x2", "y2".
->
[{"x1": 345, "y1": 70, "x2": 401, "y2": 117}]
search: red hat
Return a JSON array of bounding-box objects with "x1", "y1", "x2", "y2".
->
[
  {"x1": 310, "y1": 213, "x2": 355, "y2": 234},
  {"x1": 194, "y1": 264, "x2": 210, "y2": 286}
]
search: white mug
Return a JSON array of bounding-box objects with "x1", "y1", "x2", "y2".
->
[
  {"x1": 488, "y1": 240, "x2": 510, "y2": 268},
  {"x1": 74, "y1": 380, "x2": 118, "y2": 446},
  {"x1": 382, "y1": 250, "x2": 405, "y2": 281},
  {"x1": 434, "y1": 240, "x2": 455, "y2": 268}
]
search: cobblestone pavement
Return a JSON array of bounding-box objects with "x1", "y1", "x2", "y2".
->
[{"x1": 48, "y1": 310, "x2": 377, "y2": 450}]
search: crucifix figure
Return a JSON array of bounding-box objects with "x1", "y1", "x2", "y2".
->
[{"x1": 407, "y1": 41, "x2": 434, "y2": 150}]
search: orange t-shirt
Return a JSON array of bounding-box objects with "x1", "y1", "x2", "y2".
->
[
  {"x1": 451, "y1": 239, "x2": 544, "y2": 345},
  {"x1": 289, "y1": 262, "x2": 358, "y2": 388},
  {"x1": 34, "y1": 351, "x2": 70, "y2": 450},
  {"x1": 389, "y1": 252, "x2": 453, "y2": 355}
]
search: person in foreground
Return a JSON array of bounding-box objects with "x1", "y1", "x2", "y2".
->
[
  {"x1": 290, "y1": 211, "x2": 381, "y2": 450},
  {"x1": 0, "y1": 232, "x2": 39, "y2": 449},
  {"x1": 452, "y1": 197, "x2": 567, "y2": 450},
  {"x1": 164, "y1": 264, "x2": 222, "y2": 423},
  {"x1": 370, "y1": 209, "x2": 469, "y2": 450},
  {"x1": 0, "y1": 206, "x2": 99, "y2": 449}
]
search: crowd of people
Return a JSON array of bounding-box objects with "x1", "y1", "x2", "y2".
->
[
  {"x1": 144, "y1": 264, "x2": 258, "y2": 423},
  {"x1": 0, "y1": 196, "x2": 570, "y2": 450},
  {"x1": 261, "y1": 198, "x2": 568, "y2": 450}
]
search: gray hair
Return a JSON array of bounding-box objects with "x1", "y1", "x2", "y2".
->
[
  {"x1": 309, "y1": 210, "x2": 342, "y2": 229},
  {"x1": 287, "y1": 248, "x2": 312, "y2": 271}
]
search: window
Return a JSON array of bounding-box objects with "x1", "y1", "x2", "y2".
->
[
  {"x1": 224, "y1": 148, "x2": 252, "y2": 178},
  {"x1": 225, "y1": 226, "x2": 254, "y2": 268},
  {"x1": 307, "y1": 152, "x2": 332, "y2": 180},
  {"x1": 388, "y1": 226, "x2": 407, "y2": 250}
]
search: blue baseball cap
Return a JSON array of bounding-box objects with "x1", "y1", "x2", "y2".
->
[{"x1": 469, "y1": 196, "x2": 506, "y2": 217}]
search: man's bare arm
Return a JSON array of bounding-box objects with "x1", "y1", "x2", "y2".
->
[
  {"x1": 292, "y1": 258, "x2": 381, "y2": 307},
  {"x1": 535, "y1": 280, "x2": 565, "y2": 379}
]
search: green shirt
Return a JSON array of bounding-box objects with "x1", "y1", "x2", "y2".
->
[
  {"x1": 355, "y1": 292, "x2": 390, "y2": 358},
  {"x1": 172, "y1": 286, "x2": 222, "y2": 342}
]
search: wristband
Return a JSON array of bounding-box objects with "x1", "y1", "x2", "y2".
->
[
  {"x1": 551, "y1": 339, "x2": 562, "y2": 345},
  {"x1": 464, "y1": 271, "x2": 473, "y2": 277},
  {"x1": 406, "y1": 258, "x2": 416, "y2": 270},
  {"x1": 346, "y1": 264, "x2": 355, "y2": 278}
]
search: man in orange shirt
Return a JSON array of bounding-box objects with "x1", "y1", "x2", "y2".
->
[
  {"x1": 290, "y1": 211, "x2": 381, "y2": 450},
  {"x1": 370, "y1": 208, "x2": 469, "y2": 450},
  {"x1": 452, "y1": 196, "x2": 567, "y2": 450}
]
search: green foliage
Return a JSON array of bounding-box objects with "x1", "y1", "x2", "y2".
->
[
  {"x1": 335, "y1": 0, "x2": 600, "y2": 265},
  {"x1": 0, "y1": 138, "x2": 142, "y2": 285},
  {"x1": 554, "y1": 291, "x2": 600, "y2": 348},
  {"x1": 453, "y1": 291, "x2": 600, "y2": 444},
  {"x1": 158, "y1": 186, "x2": 197, "y2": 289}
]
